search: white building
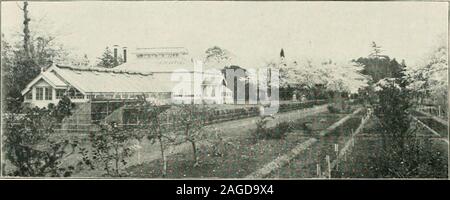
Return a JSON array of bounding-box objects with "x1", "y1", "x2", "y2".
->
[{"x1": 21, "y1": 47, "x2": 233, "y2": 108}]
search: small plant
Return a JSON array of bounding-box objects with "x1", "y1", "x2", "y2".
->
[
  {"x1": 250, "y1": 116, "x2": 270, "y2": 143},
  {"x1": 251, "y1": 117, "x2": 291, "y2": 142},
  {"x1": 302, "y1": 122, "x2": 314, "y2": 134},
  {"x1": 79, "y1": 122, "x2": 143, "y2": 177},
  {"x1": 327, "y1": 104, "x2": 341, "y2": 114},
  {"x1": 170, "y1": 104, "x2": 213, "y2": 167}
]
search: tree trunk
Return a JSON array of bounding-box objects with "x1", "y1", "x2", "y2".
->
[
  {"x1": 22, "y1": 0, "x2": 31, "y2": 60},
  {"x1": 191, "y1": 141, "x2": 199, "y2": 167},
  {"x1": 158, "y1": 136, "x2": 167, "y2": 177}
]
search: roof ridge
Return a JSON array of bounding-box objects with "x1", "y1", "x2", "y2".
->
[{"x1": 55, "y1": 65, "x2": 153, "y2": 76}]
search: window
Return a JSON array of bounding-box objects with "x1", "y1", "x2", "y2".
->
[
  {"x1": 56, "y1": 89, "x2": 66, "y2": 99},
  {"x1": 211, "y1": 88, "x2": 216, "y2": 97},
  {"x1": 44, "y1": 87, "x2": 52, "y2": 100},
  {"x1": 36, "y1": 88, "x2": 44, "y2": 100}
]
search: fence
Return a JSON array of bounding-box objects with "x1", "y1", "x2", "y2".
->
[{"x1": 49, "y1": 100, "x2": 328, "y2": 138}]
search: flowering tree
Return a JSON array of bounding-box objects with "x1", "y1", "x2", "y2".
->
[
  {"x1": 406, "y1": 37, "x2": 448, "y2": 112},
  {"x1": 273, "y1": 57, "x2": 368, "y2": 100}
]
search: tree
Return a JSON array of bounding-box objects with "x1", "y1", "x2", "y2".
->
[
  {"x1": 4, "y1": 105, "x2": 77, "y2": 177},
  {"x1": 369, "y1": 41, "x2": 382, "y2": 58},
  {"x1": 133, "y1": 96, "x2": 172, "y2": 177},
  {"x1": 2, "y1": 1, "x2": 73, "y2": 113},
  {"x1": 96, "y1": 47, "x2": 123, "y2": 68},
  {"x1": 205, "y1": 46, "x2": 231, "y2": 64},
  {"x1": 406, "y1": 36, "x2": 448, "y2": 112},
  {"x1": 354, "y1": 42, "x2": 404, "y2": 83},
  {"x1": 79, "y1": 122, "x2": 143, "y2": 177},
  {"x1": 372, "y1": 76, "x2": 444, "y2": 177},
  {"x1": 52, "y1": 96, "x2": 76, "y2": 122},
  {"x1": 168, "y1": 104, "x2": 212, "y2": 167}
]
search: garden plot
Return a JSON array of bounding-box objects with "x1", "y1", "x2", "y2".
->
[
  {"x1": 124, "y1": 108, "x2": 356, "y2": 178},
  {"x1": 267, "y1": 112, "x2": 365, "y2": 178},
  {"x1": 332, "y1": 118, "x2": 448, "y2": 179}
]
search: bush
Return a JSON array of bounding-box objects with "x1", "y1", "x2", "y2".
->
[
  {"x1": 250, "y1": 117, "x2": 291, "y2": 142},
  {"x1": 327, "y1": 105, "x2": 341, "y2": 113},
  {"x1": 4, "y1": 106, "x2": 78, "y2": 177},
  {"x1": 267, "y1": 122, "x2": 291, "y2": 139}
]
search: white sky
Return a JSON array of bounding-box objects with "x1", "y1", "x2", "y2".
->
[{"x1": 1, "y1": 1, "x2": 448, "y2": 67}]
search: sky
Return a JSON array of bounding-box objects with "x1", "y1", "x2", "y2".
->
[{"x1": 1, "y1": 1, "x2": 448, "y2": 67}]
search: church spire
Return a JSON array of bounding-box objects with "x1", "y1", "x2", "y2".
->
[{"x1": 279, "y1": 48, "x2": 286, "y2": 66}]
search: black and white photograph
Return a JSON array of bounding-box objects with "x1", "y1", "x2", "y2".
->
[{"x1": 0, "y1": 0, "x2": 448, "y2": 180}]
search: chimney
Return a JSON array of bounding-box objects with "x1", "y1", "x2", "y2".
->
[
  {"x1": 113, "y1": 45, "x2": 118, "y2": 62},
  {"x1": 123, "y1": 47, "x2": 127, "y2": 63}
]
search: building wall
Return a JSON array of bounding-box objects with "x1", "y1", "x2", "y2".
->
[{"x1": 23, "y1": 79, "x2": 89, "y2": 108}]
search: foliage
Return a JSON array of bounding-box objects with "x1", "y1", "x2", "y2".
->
[
  {"x1": 205, "y1": 46, "x2": 231, "y2": 63},
  {"x1": 372, "y1": 69, "x2": 444, "y2": 177},
  {"x1": 96, "y1": 46, "x2": 123, "y2": 68},
  {"x1": 376, "y1": 131, "x2": 446, "y2": 178},
  {"x1": 133, "y1": 96, "x2": 173, "y2": 176},
  {"x1": 168, "y1": 104, "x2": 213, "y2": 167},
  {"x1": 1, "y1": 2, "x2": 83, "y2": 113},
  {"x1": 79, "y1": 122, "x2": 143, "y2": 177},
  {"x1": 405, "y1": 36, "x2": 448, "y2": 112},
  {"x1": 327, "y1": 104, "x2": 341, "y2": 114},
  {"x1": 51, "y1": 96, "x2": 76, "y2": 122},
  {"x1": 272, "y1": 57, "x2": 367, "y2": 100},
  {"x1": 3, "y1": 106, "x2": 78, "y2": 177},
  {"x1": 251, "y1": 117, "x2": 291, "y2": 142},
  {"x1": 353, "y1": 42, "x2": 405, "y2": 83}
]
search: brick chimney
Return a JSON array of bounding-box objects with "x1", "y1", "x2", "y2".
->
[{"x1": 113, "y1": 45, "x2": 119, "y2": 62}]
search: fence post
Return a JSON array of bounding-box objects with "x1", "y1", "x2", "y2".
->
[
  {"x1": 326, "y1": 155, "x2": 331, "y2": 179},
  {"x1": 438, "y1": 105, "x2": 441, "y2": 117},
  {"x1": 334, "y1": 144, "x2": 339, "y2": 169},
  {"x1": 316, "y1": 163, "x2": 321, "y2": 177}
]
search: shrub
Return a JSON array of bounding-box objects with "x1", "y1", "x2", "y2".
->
[
  {"x1": 327, "y1": 105, "x2": 341, "y2": 113},
  {"x1": 4, "y1": 106, "x2": 78, "y2": 177},
  {"x1": 266, "y1": 122, "x2": 291, "y2": 139},
  {"x1": 251, "y1": 117, "x2": 291, "y2": 142}
]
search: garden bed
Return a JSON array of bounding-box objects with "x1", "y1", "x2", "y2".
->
[
  {"x1": 125, "y1": 111, "x2": 349, "y2": 178},
  {"x1": 332, "y1": 119, "x2": 448, "y2": 179},
  {"x1": 267, "y1": 114, "x2": 364, "y2": 178}
]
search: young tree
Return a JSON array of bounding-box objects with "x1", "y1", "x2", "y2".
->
[
  {"x1": 169, "y1": 104, "x2": 212, "y2": 167},
  {"x1": 79, "y1": 122, "x2": 143, "y2": 177},
  {"x1": 133, "y1": 97, "x2": 172, "y2": 177}
]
